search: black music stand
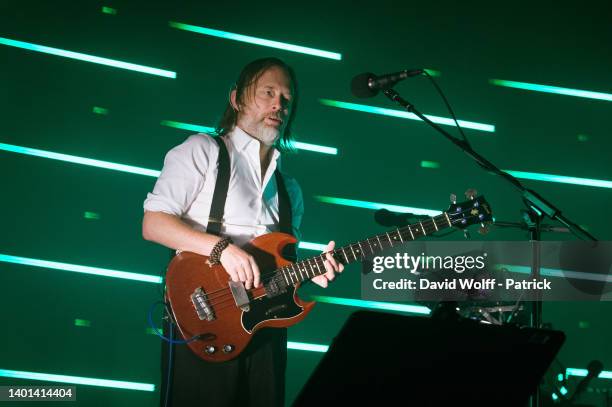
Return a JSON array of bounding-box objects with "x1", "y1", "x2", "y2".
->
[{"x1": 293, "y1": 311, "x2": 565, "y2": 407}]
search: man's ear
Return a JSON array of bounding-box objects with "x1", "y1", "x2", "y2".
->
[{"x1": 229, "y1": 89, "x2": 240, "y2": 112}]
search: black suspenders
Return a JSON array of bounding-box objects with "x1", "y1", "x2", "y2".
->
[{"x1": 208, "y1": 136, "x2": 294, "y2": 237}]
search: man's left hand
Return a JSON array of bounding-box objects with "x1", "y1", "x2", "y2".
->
[{"x1": 311, "y1": 241, "x2": 344, "y2": 288}]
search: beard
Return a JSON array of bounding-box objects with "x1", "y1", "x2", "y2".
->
[{"x1": 253, "y1": 122, "x2": 281, "y2": 146}]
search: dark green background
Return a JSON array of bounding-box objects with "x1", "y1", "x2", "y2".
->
[{"x1": 1, "y1": 1, "x2": 610, "y2": 405}]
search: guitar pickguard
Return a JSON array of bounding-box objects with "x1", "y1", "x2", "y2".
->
[{"x1": 241, "y1": 290, "x2": 303, "y2": 333}]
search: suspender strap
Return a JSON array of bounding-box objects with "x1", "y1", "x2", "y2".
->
[
  {"x1": 275, "y1": 169, "x2": 297, "y2": 261},
  {"x1": 208, "y1": 135, "x2": 293, "y2": 243},
  {"x1": 207, "y1": 136, "x2": 231, "y2": 236},
  {"x1": 275, "y1": 170, "x2": 293, "y2": 235}
]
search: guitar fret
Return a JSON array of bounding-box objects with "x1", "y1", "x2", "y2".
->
[
  {"x1": 293, "y1": 262, "x2": 303, "y2": 280},
  {"x1": 282, "y1": 268, "x2": 290, "y2": 285},
  {"x1": 397, "y1": 228, "x2": 404, "y2": 243},
  {"x1": 419, "y1": 221, "x2": 426, "y2": 235},
  {"x1": 357, "y1": 241, "x2": 365, "y2": 258},
  {"x1": 314, "y1": 258, "x2": 323, "y2": 274},
  {"x1": 298, "y1": 262, "x2": 309, "y2": 279},
  {"x1": 349, "y1": 244, "x2": 358, "y2": 261},
  {"x1": 408, "y1": 226, "x2": 415, "y2": 240},
  {"x1": 306, "y1": 259, "x2": 316, "y2": 276},
  {"x1": 287, "y1": 267, "x2": 296, "y2": 284},
  {"x1": 432, "y1": 217, "x2": 439, "y2": 231},
  {"x1": 386, "y1": 232, "x2": 394, "y2": 247},
  {"x1": 376, "y1": 235, "x2": 383, "y2": 249},
  {"x1": 366, "y1": 238, "x2": 375, "y2": 254},
  {"x1": 444, "y1": 212, "x2": 452, "y2": 227},
  {"x1": 341, "y1": 247, "x2": 350, "y2": 263}
]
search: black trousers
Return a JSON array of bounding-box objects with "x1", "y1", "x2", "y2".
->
[{"x1": 160, "y1": 315, "x2": 287, "y2": 407}]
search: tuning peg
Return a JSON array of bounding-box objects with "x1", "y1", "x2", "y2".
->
[
  {"x1": 450, "y1": 193, "x2": 457, "y2": 204},
  {"x1": 478, "y1": 223, "x2": 489, "y2": 235},
  {"x1": 464, "y1": 188, "x2": 478, "y2": 200}
]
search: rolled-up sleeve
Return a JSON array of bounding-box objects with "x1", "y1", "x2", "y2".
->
[{"x1": 143, "y1": 134, "x2": 213, "y2": 216}]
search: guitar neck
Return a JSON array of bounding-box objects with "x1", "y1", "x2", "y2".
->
[{"x1": 278, "y1": 212, "x2": 453, "y2": 286}]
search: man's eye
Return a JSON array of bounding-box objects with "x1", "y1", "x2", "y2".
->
[{"x1": 266, "y1": 90, "x2": 274, "y2": 96}]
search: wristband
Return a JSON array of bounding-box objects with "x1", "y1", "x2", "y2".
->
[{"x1": 207, "y1": 237, "x2": 233, "y2": 266}]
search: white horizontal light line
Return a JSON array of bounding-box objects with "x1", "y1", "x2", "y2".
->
[
  {"x1": 0, "y1": 36, "x2": 176, "y2": 78},
  {"x1": 169, "y1": 21, "x2": 341, "y2": 60},
  {"x1": 0, "y1": 253, "x2": 162, "y2": 284}
]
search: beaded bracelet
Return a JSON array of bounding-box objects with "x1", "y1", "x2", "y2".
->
[{"x1": 207, "y1": 236, "x2": 233, "y2": 266}]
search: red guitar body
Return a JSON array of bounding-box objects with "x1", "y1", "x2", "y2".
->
[{"x1": 165, "y1": 232, "x2": 314, "y2": 362}]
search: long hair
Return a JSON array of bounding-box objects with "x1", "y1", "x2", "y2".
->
[{"x1": 214, "y1": 57, "x2": 298, "y2": 153}]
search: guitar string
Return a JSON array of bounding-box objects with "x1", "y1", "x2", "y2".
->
[
  {"x1": 197, "y1": 215, "x2": 447, "y2": 303},
  {"x1": 188, "y1": 215, "x2": 471, "y2": 309},
  {"x1": 192, "y1": 213, "x2": 481, "y2": 309}
]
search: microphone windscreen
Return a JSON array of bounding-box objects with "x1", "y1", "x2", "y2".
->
[
  {"x1": 374, "y1": 209, "x2": 396, "y2": 227},
  {"x1": 351, "y1": 72, "x2": 378, "y2": 98}
]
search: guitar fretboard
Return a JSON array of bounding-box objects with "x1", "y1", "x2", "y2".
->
[{"x1": 275, "y1": 212, "x2": 453, "y2": 287}]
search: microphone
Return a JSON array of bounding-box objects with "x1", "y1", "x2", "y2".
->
[{"x1": 351, "y1": 69, "x2": 424, "y2": 98}]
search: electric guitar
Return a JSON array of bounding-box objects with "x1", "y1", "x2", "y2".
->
[{"x1": 164, "y1": 192, "x2": 493, "y2": 362}]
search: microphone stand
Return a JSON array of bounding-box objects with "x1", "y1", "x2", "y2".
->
[{"x1": 380, "y1": 87, "x2": 598, "y2": 407}]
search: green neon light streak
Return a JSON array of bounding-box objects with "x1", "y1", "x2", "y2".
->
[
  {"x1": 552, "y1": 393, "x2": 559, "y2": 401},
  {"x1": 74, "y1": 319, "x2": 91, "y2": 327},
  {"x1": 495, "y1": 264, "x2": 612, "y2": 283},
  {"x1": 0, "y1": 369, "x2": 155, "y2": 391},
  {"x1": 310, "y1": 295, "x2": 431, "y2": 315},
  {"x1": 490, "y1": 79, "x2": 612, "y2": 102},
  {"x1": 424, "y1": 69, "x2": 441, "y2": 77},
  {"x1": 161, "y1": 120, "x2": 216, "y2": 134},
  {"x1": 0, "y1": 253, "x2": 162, "y2": 284},
  {"x1": 315, "y1": 195, "x2": 442, "y2": 217},
  {"x1": 319, "y1": 99, "x2": 495, "y2": 133},
  {"x1": 0, "y1": 36, "x2": 175, "y2": 78},
  {"x1": 298, "y1": 241, "x2": 327, "y2": 251},
  {"x1": 161, "y1": 120, "x2": 338, "y2": 155},
  {"x1": 566, "y1": 368, "x2": 612, "y2": 380},
  {"x1": 84, "y1": 211, "x2": 100, "y2": 220},
  {"x1": 169, "y1": 21, "x2": 341, "y2": 61},
  {"x1": 92, "y1": 106, "x2": 108, "y2": 115},
  {"x1": 504, "y1": 170, "x2": 612, "y2": 189},
  {"x1": 287, "y1": 341, "x2": 329, "y2": 353},
  {"x1": 292, "y1": 141, "x2": 337, "y2": 155},
  {"x1": 0, "y1": 142, "x2": 160, "y2": 177},
  {"x1": 421, "y1": 160, "x2": 440, "y2": 169},
  {"x1": 101, "y1": 6, "x2": 117, "y2": 15}
]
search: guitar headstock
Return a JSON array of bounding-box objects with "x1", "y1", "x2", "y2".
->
[{"x1": 445, "y1": 189, "x2": 493, "y2": 230}]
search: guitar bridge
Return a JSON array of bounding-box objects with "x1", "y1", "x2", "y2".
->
[{"x1": 191, "y1": 287, "x2": 215, "y2": 321}]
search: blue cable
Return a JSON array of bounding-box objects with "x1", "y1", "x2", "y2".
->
[{"x1": 147, "y1": 301, "x2": 198, "y2": 344}]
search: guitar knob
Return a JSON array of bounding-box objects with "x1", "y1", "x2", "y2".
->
[
  {"x1": 223, "y1": 344, "x2": 235, "y2": 353},
  {"x1": 450, "y1": 193, "x2": 457, "y2": 204},
  {"x1": 464, "y1": 188, "x2": 478, "y2": 200},
  {"x1": 204, "y1": 345, "x2": 216, "y2": 354}
]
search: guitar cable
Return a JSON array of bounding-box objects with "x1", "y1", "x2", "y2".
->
[{"x1": 147, "y1": 300, "x2": 204, "y2": 407}]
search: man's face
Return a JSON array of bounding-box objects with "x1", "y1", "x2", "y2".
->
[{"x1": 234, "y1": 65, "x2": 293, "y2": 147}]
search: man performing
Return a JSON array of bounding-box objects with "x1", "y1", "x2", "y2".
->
[{"x1": 142, "y1": 57, "x2": 344, "y2": 407}]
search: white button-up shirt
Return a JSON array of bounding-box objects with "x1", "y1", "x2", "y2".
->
[{"x1": 143, "y1": 127, "x2": 304, "y2": 247}]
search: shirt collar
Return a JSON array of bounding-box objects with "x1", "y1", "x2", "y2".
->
[{"x1": 229, "y1": 126, "x2": 281, "y2": 164}]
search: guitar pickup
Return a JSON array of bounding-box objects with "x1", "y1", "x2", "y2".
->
[
  {"x1": 191, "y1": 287, "x2": 215, "y2": 321},
  {"x1": 228, "y1": 281, "x2": 250, "y2": 312}
]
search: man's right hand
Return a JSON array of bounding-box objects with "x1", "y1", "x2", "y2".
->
[{"x1": 219, "y1": 244, "x2": 261, "y2": 289}]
